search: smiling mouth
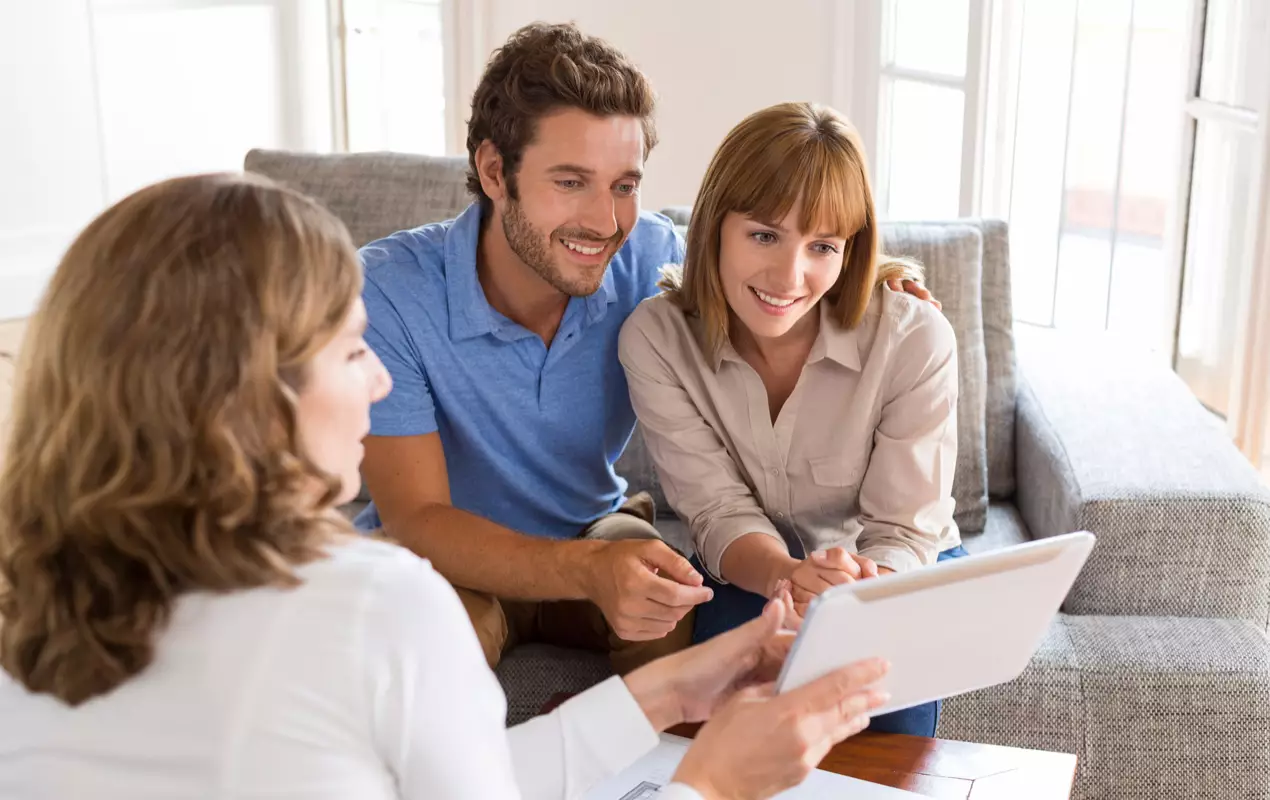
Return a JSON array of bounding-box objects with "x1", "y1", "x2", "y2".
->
[
  {"x1": 749, "y1": 286, "x2": 803, "y2": 308},
  {"x1": 560, "y1": 238, "x2": 607, "y2": 256}
]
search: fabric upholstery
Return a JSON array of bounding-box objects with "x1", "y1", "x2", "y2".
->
[
  {"x1": 495, "y1": 644, "x2": 612, "y2": 726},
  {"x1": 243, "y1": 149, "x2": 470, "y2": 248},
  {"x1": 961, "y1": 502, "x2": 1031, "y2": 555},
  {"x1": 941, "y1": 614, "x2": 1270, "y2": 800},
  {"x1": 1014, "y1": 326, "x2": 1270, "y2": 627},
  {"x1": 880, "y1": 222, "x2": 989, "y2": 533},
  {"x1": 614, "y1": 426, "x2": 670, "y2": 520},
  {"x1": 967, "y1": 219, "x2": 1017, "y2": 499}
]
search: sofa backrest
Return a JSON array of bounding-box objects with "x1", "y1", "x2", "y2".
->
[{"x1": 243, "y1": 149, "x2": 1018, "y2": 532}]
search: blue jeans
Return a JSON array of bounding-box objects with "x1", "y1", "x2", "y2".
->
[{"x1": 692, "y1": 544, "x2": 969, "y2": 737}]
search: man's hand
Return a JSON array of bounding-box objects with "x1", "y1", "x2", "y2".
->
[
  {"x1": 886, "y1": 277, "x2": 942, "y2": 310},
  {"x1": 623, "y1": 587, "x2": 801, "y2": 730},
  {"x1": 671, "y1": 658, "x2": 891, "y2": 800},
  {"x1": 582, "y1": 539, "x2": 714, "y2": 641}
]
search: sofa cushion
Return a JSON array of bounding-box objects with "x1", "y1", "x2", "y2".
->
[
  {"x1": 881, "y1": 222, "x2": 989, "y2": 533},
  {"x1": 940, "y1": 614, "x2": 1270, "y2": 800},
  {"x1": 496, "y1": 644, "x2": 612, "y2": 725},
  {"x1": 962, "y1": 502, "x2": 1030, "y2": 556},
  {"x1": 243, "y1": 149, "x2": 471, "y2": 248},
  {"x1": 970, "y1": 219, "x2": 1017, "y2": 499}
]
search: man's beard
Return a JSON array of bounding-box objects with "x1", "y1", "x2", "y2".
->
[{"x1": 502, "y1": 198, "x2": 623, "y2": 297}]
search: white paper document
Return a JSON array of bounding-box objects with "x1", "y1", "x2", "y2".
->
[{"x1": 584, "y1": 734, "x2": 926, "y2": 799}]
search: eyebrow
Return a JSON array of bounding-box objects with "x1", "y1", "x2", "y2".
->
[
  {"x1": 547, "y1": 164, "x2": 644, "y2": 180},
  {"x1": 750, "y1": 217, "x2": 842, "y2": 239}
]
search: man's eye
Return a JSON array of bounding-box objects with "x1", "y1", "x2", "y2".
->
[{"x1": 557, "y1": 180, "x2": 582, "y2": 190}]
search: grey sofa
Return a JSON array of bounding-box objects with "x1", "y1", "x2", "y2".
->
[{"x1": 245, "y1": 148, "x2": 1270, "y2": 800}]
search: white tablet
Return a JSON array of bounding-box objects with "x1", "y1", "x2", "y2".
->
[{"x1": 775, "y1": 531, "x2": 1096, "y2": 717}]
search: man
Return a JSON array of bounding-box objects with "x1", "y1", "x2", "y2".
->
[{"x1": 357, "y1": 22, "x2": 933, "y2": 672}]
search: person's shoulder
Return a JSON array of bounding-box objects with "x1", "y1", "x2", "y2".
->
[
  {"x1": 619, "y1": 292, "x2": 696, "y2": 364},
  {"x1": 877, "y1": 285, "x2": 956, "y2": 356},
  {"x1": 611, "y1": 210, "x2": 685, "y2": 295},
  {"x1": 359, "y1": 221, "x2": 447, "y2": 274},
  {"x1": 359, "y1": 205, "x2": 478, "y2": 286},
  {"x1": 300, "y1": 535, "x2": 441, "y2": 598},
  {"x1": 623, "y1": 291, "x2": 691, "y2": 336}
]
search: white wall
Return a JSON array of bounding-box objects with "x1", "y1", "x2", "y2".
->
[
  {"x1": 0, "y1": 2, "x2": 107, "y2": 321},
  {"x1": 480, "y1": 0, "x2": 848, "y2": 211}
]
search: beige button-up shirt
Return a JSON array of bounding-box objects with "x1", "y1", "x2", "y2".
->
[{"x1": 618, "y1": 287, "x2": 961, "y2": 581}]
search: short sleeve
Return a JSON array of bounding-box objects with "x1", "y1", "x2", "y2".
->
[{"x1": 362, "y1": 267, "x2": 437, "y2": 437}]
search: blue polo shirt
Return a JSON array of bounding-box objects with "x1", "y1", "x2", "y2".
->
[{"x1": 354, "y1": 203, "x2": 684, "y2": 539}]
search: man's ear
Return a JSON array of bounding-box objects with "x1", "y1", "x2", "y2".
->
[{"x1": 475, "y1": 140, "x2": 507, "y2": 203}]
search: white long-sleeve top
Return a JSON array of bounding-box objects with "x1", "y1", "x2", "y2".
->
[{"x1": 0, "y1": 537, "x2": 702, "y2": 799}]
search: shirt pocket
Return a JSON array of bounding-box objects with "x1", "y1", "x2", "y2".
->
[{"x1": 807, "y1": 455, "x2": 864, "y2": 517}]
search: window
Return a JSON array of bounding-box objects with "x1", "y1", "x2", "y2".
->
[
  {"x1": 857, "y1": 0, "x2": 1270, "y2": 467},
  {"x1": 874, "y1": 0, "x2": 981, "y2": 221},
  {"x1": 339, "y1": 0, "x2": 447, "y2": 155},
  {"x1": 90, "y1": 0, "x2": 333, "y2": 202}
]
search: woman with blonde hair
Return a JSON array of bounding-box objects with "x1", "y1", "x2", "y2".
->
[
  {"x1": 0, "y1": 171, "x2": 890, "y2": 799},
  {"x1": 619, "y1": 102, "x2": 967, "y2": 737}
]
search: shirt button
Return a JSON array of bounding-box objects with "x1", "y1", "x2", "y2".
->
[
  {"x1": 774, "y1": 512, "x2": 785, "y2": 519},
  {"x1": 769, "y1": 467, "x2": 780, "y2": 476}
]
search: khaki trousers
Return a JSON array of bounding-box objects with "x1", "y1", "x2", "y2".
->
[{"x1": 453, "y1": 492, "x2": 694, "y2": 675}]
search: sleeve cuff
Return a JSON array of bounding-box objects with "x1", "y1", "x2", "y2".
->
[
  {"x1": 659, "y1": 783, "x2": 706, "y2": 799},
  {"x1": 698, "y1": 517, "x2": 784, "y2": 584},
  {"x1": 558, "y1": 675, "x2": 660, "y2": 781},
  {"x1": 858, "y1": 545, "x2": 924, "y2": 574}
]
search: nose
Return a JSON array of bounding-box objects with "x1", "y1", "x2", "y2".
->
[
  {"x1": 769, "y1": 246, "x2": 811, "y2": 293},
  {"x1": 577, "y1": 190, "x2": 618, "y2": 240},
  {"x1": 367, "y1": 351, "x2": 392, "y2": 403}
]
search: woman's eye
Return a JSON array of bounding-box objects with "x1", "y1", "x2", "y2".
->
[
  {"x1": 750, "y1": 231, "x2": 777, "y2": 245},
  {"x1": 812, "y1": 243, "x2": 840, "y2": 255},
  {"x1": 348, "y1": 348, "x2": 368, "y2": 362}
]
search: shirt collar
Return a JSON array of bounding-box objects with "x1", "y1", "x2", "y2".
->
[
  {"x1": 446, "y1": 203, "x2": 619, "y2": 341},
  {"x1": 446, "y1": 204, "x2": 494, "y2": 342},
  {"x1": 807, "y1": 301, "x2": 862, "y2": 370},
  {"x1": 702, "y1": 301, "x2": 862, "y2": 372}
]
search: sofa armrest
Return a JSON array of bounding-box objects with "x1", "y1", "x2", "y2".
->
[{"x1": 1014, "y1": 326, "x2": 1270, "y2": 627}]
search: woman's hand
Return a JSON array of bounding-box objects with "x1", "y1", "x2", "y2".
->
[
  {"x1": 781, "y1": 548, "x2": 888, "y2": 615},
  {"x1": 622, "y1": 589, "x2": 801, "y2": 730},
  {"x1": 671, "y1": 658, "x2": 891, "y2": 800},
  {"x1": 781, "y1": 547, "x2": 856, "y2": 612}
]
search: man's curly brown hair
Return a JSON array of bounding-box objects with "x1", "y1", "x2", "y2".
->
[{"x1": 465, "y1": 22, "x2": 658, "y2": 215}]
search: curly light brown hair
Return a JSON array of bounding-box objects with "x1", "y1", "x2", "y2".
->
[
  {"x1": 465, "y1": 22, "x2": 658, "y2": 215},
  {"x1": 0, "y1": 172, "x2": 362, "y2": 706}
]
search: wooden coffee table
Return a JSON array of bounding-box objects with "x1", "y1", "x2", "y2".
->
[
  {"x1": 544, "y1": 695, "x2": 1076, "y2": 798},
  {"x1": 790, "y1": 730, "x2": 1076, "y2": 799},
  {"x1": 666, "y1": 723, "x2": 1076, "y2": 799}
]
